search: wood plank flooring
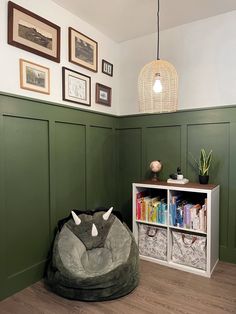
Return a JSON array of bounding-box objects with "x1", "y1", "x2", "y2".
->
[{"x1": 0, "y1": 260, "x2": 236, "y2": 314}]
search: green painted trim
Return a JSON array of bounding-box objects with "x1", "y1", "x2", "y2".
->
[
  {"x1": 228, "y1": 123, "x2": 236, "y2": 249},
  {"x1": 0, "y1": 91, "x2": 117, "y2": 118},
  {"x1": 2, "y1": 91, "x2": 236, "y2": 119},
  {"x1": 5, "y1": 259, "x2": 47, "y2": 299},
  {"x1": 119, "y1": 104, "x2": 236, "y2": 118},
  {"x1": 0, "y1": 114, "x2": 6, "y2": 300}
]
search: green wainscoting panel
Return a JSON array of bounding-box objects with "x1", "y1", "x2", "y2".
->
[
  {"x1": 145, "y1": 126, "x2": 181, "y2": 181},
  {"x1": 0, "y1": 93, "x2": 117, "y2": 300},
  {"x1": 117, "y1": 128, "x2": 142, "y2": 227},
  {"x1": 2, "y1": 115, "x2": 50, "y2": 297},
  {"x1": 55, "y1": 122, "x2": 86, "y2": 222},
  {"x1": 118, "y1": 106, "x2": 236, "y2": 264},
  {"x1": 0, "y1": 91, "x2": 236, "y2": 300},
  {"x1": 87, "y1": 126, "x2": 116, "y2": 209},
  {"x1": 187, "y1": 123, "x2": 230, "y2": 250}
]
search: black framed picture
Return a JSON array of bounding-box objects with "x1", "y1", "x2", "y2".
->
[
  {"x1": 102, "y1": 59, "x2": 113, "y2": 77},
  {"x1": 95, "y1": 83, "x2": 111, "y2": 106},
  {"x1": 62, "y1": 67, "x2": 91, "y2": 106},
  {"x1": 69, "y1": 27, "x2": 98, "y2": 72}
]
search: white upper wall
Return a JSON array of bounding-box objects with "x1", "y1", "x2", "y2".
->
[
  {"x1": 0, "y1": 0, "x2": 120, "y2": 115},
  {"x1": 119, "y1": 11, "x2": 236, "y2": 115},
  {"x1": 1, "y1": 1, "x2": 236, "y2": 116}
]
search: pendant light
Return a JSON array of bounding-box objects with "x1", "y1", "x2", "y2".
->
[{"x1": 138, "y1": 0, "x2": 178, "y2": 113}]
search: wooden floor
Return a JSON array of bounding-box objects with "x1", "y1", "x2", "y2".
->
[{"x1": 0, "y1": 260, "x2": 236, "y2": 314}]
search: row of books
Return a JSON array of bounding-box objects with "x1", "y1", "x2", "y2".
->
[
  {"x1": 136, "y1": 191, "x2": 167, "y2": 224},
  {"x1": 169, "y1": 196, "x2": 207, "y2": 232},
  {"x1": 136, "y1": 192, "x2": 207, "y2": 232}
]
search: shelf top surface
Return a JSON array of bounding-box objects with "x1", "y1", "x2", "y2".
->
[{"x1": 134, "y1": 180, "x2": 219, "y2": 191}]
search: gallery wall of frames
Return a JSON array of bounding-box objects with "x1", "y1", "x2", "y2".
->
[{"x1": 0, "y1": 0, "x2": 119, "y2": 114}]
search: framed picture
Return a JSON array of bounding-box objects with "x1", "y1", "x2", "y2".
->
[
  {"x1": 96, "y1": 83, "x2": 112, "y2": 106},
  {"x1": 8, "y1": 1, "x2": 60, "y2": 62},
  {"x1": 62, "y1": 67, "x2": 91, "y2": 106},
  {"x1": 20, "y1": 59, "x2": 50, "y2": 94},
  {"x1": 102, "y1": 59, "x2": 113, "y2": 77},
  {"x1": 69, "y1": 27, "x2": 98, "y2": 72}
]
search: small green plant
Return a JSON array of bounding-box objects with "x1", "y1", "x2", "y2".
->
[{"x1": 190, "y1": 148, "x2": 213, "y2": 176}]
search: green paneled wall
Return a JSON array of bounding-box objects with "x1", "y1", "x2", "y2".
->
[
  {"x1": 118, "y1": 108, "x2": 236, "y2": 265},
  {"x1": 87, "y1": 126, "x2": 116, "y2": 209},
  {"x1": 145, "y1": 126, "x2": 181, "y2": 180},
  {"x1": 0, "y1": 93, "x2": 118, "y2": 300},
  {"x1": 55, "y1": 122, "x2": 86, "y2": 222},
  {"x1": 3, "y1": 116, "x2": 50, "y2": 297},
  {"x1": 0, "y1": 92, "x2": 236, "y2": 300},
  {"x1": 117, "y1": 128, "x2": 142, "y2": 226}
]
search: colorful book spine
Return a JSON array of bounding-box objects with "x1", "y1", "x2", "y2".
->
[
  {"x1": 199, "y1": 207, "x2": 205, "y2": 232},
  {"x1": 161, "y1": 200, "x2": 167, "y2": 224},
  {"x1": 183, "y1": 204, "x2": 192, "y2": 229},
  {"x1": 176, "y1": 205, "x2": 184, "y2": 227},
  {"x1": 136, "y1": 196, "x2": 141, "y2": 220},
  {"x1": 171, "y1": 196, "x2": 177, "y2": 226},
  {"x1": 190, "y1": 204, "x2": 201, "y2": 230},
  {"x1": 149, "y1": 197, "x2": 158, "y2": 222},
  {"x1": 136, "y1": 191, "x2": 147, "y2": 220},
  {"x1": 140, "y1": 197, "x2": 146, "y2": 220}
]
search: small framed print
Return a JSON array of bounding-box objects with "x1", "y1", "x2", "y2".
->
[
  {"x1": 96, "y1": 83, "x2": 112, "y2": 106},
  {"x1": 69, "y1": 27, "x2": 98, "y2": 72},
  {"x1": 102, "y1": 59, "x2": 113, "y2": 77},
  {"x1": 62, "y1": 67, "x2": 91, "y2": 106},
  {"x1": 20, "y1": 59, "x2": 50, "y2": 94},
  {"x1": 8, "y1": 1, "x2": 60, "y2": 62}
]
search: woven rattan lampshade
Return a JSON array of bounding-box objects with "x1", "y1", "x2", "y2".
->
[
  {"x1": 138, "y1": 0, "x2": 178, "y2": 113},
  {"x1": 138, "y1": 59, "x2": 178, "y2": 113}
]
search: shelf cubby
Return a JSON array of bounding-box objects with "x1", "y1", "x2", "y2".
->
[{"x1": 132, "y1": 181, "x2": 220, "y2": 277}]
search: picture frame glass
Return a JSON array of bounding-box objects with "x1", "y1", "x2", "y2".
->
[
  {"x1": 63, "y1": 67, "x2": 91, "y2": 106},
  {"x1": 102, "y1": 59, "x2": 113, "y2": 77},
  {"x1": 69, "y1": 28, "x2": 97, "y2": 72},
  {"x1": 96, "y1": 83, "x2": 111, "y2": 106},
  {"x1": 20, "y1": 59, "x2": 50, "y2": 94},
  {"x1": 99, "y1": 90, "x2": 108, "y2": 101}
]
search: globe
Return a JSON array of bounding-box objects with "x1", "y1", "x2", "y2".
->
[{"x1": 150, "y1": 160, "x2": 162, "y2": 181}]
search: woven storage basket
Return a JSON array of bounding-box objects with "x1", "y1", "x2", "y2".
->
[{"x1": 138, "y1": 59, "x2": 178, "y2": 113}]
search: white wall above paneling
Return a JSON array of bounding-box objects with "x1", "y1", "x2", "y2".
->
[
  {"x1": 119, "y1": 11, "x2": 236, "y2": 115},
  {"x1": 1, "y1": 1, "x2": 236, "y2": 116},
  {"x1": 0, "y1": 0, "x2": 120, "y2": 115}
]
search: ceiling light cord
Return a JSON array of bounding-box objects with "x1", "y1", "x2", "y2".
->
[{"x1": 157, "y1": 0, "x2": 160, "y2": 60}]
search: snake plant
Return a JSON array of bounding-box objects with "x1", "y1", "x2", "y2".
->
[{"x1": 190, "y1": 149, "x2": 213, "y2": 176}]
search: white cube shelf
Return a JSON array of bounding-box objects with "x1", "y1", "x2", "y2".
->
[{"x1": 132, "y1": 181, "x2": 220, "y2": 277}]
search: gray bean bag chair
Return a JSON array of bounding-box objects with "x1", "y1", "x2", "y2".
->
[{"x1": 46, "y1": 207, "x2": 139, "y2": 301}]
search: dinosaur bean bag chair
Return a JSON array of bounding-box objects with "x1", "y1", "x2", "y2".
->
[{"x1": 46, "y1": 207, "x2": 139, "y2": 301}]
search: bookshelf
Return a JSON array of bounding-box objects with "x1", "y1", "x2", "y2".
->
[{"x1": 132, "y1": 181, "x2": 220, "y2": 277}]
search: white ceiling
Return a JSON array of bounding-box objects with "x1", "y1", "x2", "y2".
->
[{"x1": 52, "y1": 0, "x2": 236, "y2": 42}]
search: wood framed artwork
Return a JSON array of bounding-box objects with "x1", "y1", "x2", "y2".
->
[
  {"x1": 69, "y1": 27, "x2": 98, "y2": 72},
  {"x1": 20, "y1": 59, "x2": 50, "y2": 94},
  {"x1": 95, "y1": 83, "x2": 112, "y2": 106},
  {"x1": 102, "y1": 59, "x2": 113, "y2": 77},
  {"x1": 62, "y1": 67, "x2": 91, "y2": 106},
  {"x1": 8, "y1": 1, "x2": 60, "y2": 62}
]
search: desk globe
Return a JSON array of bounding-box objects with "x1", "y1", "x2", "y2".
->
[{"x1": 150, "y1": 160, "x2": 162, "y2": 181}]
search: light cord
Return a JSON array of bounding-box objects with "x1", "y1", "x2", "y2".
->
[{"x1": 157, "y1": 0, "x2": 160, "y2": 60}]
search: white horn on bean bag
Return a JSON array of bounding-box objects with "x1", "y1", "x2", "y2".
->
[
  {"x1": 71, "y1": 211, "x2": 81, "y2": 225},
  {"x1": 103, "y1": 207, "x2": 113, "y2": 221},
  {"x1": 92, "y1": 223, "x2": 98, "y2": 237}
]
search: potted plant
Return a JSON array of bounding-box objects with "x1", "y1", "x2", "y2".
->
[{"x1": 190, "y1": 149, "x2": 213, "y2": 184}]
